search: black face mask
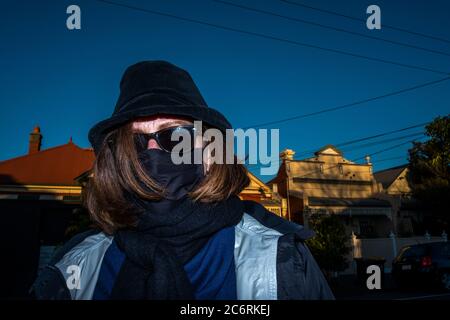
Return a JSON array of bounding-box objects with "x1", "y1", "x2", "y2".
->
[{"x1": 138, "y1": 149, "x2": 204, "y2": 201}]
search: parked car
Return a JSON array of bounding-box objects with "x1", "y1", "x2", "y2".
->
[{"x1": 392, "y1": 242, "x2": 450, "y2": 290}]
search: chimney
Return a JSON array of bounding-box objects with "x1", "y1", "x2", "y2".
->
[
  {"x1": 272, "y1": 183, "x2": 278, "y2": 194},
  {"x1": 29, "y1": 126, "x2": 42, "y2": 154},
  {"x1": 280, "y1": 149, "x2": 295, "y2": 161}
]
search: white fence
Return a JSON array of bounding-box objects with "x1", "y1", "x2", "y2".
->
[{"x1": 342, "y1": 232, "x2": 448, "y2": 274}]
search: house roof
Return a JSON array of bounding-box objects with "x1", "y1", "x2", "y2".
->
[
  {"x1": 308, "y1": 197, "x2": 391, "y2": 207},
  {"x1": 0, "y1": 141, "x2": 95, "y2": 186},
  {"x1": 374, "y1": 164, "x2": 408, "y2": 189}
]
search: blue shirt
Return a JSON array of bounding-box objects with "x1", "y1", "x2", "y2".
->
[{"x1": 93, "y1": 226, "x2": 237, "y2": 300}]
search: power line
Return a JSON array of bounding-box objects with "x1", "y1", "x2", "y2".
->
[
  {"x1": 333, "y1": 122, "x2": 429, "y2": 148},
  {"x1": 339, "y1": 131, "x2": 424, "y2": 153},
  {"x1": 294, "y1": 123, "x2": 428, "y2": 158},
  {"x1": 280, "y1": 0, "x2": 450, "y2": 44},
  {"x1": 295, "y1": 132, "x2": 425, "y2": 160},
  {"x1": 275, "y1": 132, "x2": 425, "y2": 164},
  {"x1": 366, "y1": 138, "x2": 423, "y2": 158},
  {"x1": 95, "y1": 0, "x2": 450, "y2": 76},
  {"x1": 211, "y1": 0, "x2": 450, "y2": 57},
  {"x1": 296, "y1": 137, "x2": 426, "y2": 178},
  {"x1": 243, "y1": 77, "x2": 450, "y2": 129},
  {"x1": 247, "y1": 122, "x2": 430, "y2": 169},
  {"x1": 247, "y1": 154, "x2": 408, "y2": 174},
  {"x1": 369, "y1": 155, "x2": 406, "y2": 164},
  {"x1": 91, "y1": 0, "x2": 442, "y2": 174},
  {"x1": 247, "y1": 132, "x2": 423, "y2": 170}
]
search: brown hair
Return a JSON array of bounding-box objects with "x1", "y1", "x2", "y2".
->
[{"x1": 83, "y1": 122, "x2": 250, "y2": 234}]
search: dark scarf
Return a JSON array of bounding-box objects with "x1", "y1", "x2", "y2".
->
[{"x1": 110, "y1": 194, "x2": 244, "y2": 300}]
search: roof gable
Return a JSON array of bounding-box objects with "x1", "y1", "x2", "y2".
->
[
  {"x1": 246, "y1": 171, "x2": 271, "y2": 194},
  {"x1": 315, "y1": 145, "x2": 343, "y2": 156}
]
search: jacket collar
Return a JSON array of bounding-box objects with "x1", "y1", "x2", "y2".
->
[{"x1": 242, "y1": 200, "x2": 315, "y2": 241}]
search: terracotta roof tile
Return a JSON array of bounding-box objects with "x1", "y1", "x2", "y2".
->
[{"x1": 0, "y1": 142, "x2": 95, "y2": 186}]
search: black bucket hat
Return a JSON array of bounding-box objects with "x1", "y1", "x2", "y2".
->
[{"x1": 88, "y1": 60, "x2": 232, "y2": 153}]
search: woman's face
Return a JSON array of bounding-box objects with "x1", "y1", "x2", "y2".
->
[
  {"x1": 132, "y1": 115, "x2": 213, "y2": 172},
  {"x1": 131, "y1": 115, "x2": 194, "y2": 150}
]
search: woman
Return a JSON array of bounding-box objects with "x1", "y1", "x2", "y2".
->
[{"x1": 32, "y1": 61, "x2": 334, "y2": 300}]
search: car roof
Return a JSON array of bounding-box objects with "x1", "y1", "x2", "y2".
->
[{"x1": 402, "y1": 241, "x2": 447, "y2": 250}]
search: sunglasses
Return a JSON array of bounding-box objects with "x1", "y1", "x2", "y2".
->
[{"x1": 133, "y1": 125, "x2": 198, "y2": 153}]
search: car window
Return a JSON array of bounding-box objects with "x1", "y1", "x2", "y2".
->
[
  {"x1": 397, "y1": 247, "x2": 409, "y2": 259},
  {"x1": 431, "y1": 243, "x2": 450, "y2": 257},
  {"x1": 400, "y1": 246, "x2": 427, "y2": 259}
]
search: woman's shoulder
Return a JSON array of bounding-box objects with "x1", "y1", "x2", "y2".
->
[
  {"x1": 50, "y1": 229, "x2": 111, "y2": 266},
  {"x1": 240, "y1": 201, "x2": 335, "y2": 300},
  {"x1": 31, "y1": 229, "x2": 112, "y2": 300},
  {"x1": 235, "y1": 212, "x2": 283, "y2": 237},
  {"x1": 240, "y1": 200, "x2": 315, "y2": 240}
]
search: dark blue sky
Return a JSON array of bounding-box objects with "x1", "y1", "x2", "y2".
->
[{"x1": 1, "y1": 0, "x2": 449, "y2": 181}]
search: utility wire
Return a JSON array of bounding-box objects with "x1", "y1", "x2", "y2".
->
[
  {"x1": 92, "y1": 0, "x2": 442, "y2": 175},
  {"x1": 245, "y1": 121, "x2": 429, "y2": 170},
  {"x1": 245, "y1": 139, "x2": 415, "y2": 171},
  {"x1": 366, "y1": 138, "x2": 423, "y2": 158},
  {"x1": 247, "y1": 154, "x2": 408, "y2": 173},
  {"x1": 95, "y1": 0, "x2": 450, "y2": 76},
  {"x1": 339, "y1": 131, "x2": 424, "y2": 152},
  {"x1": 296, "y1": 137, "x2": 426, "y2": 178},
  {"x1": 280, "y1": 0, "x2": 450, "y2": 44},
  {"x1": 212, "y1": 0, "x2": 450, "y2": 57},
  {"x1": 293, "y1": 122, "x2": 429, "y2": 158},
  {"x1": 243, "y1": 77, "x2": 450, "y2": 129},
  {"x1": 332, "y1": 122, "x2": 429, "y2": 148},
  {"x1": 371, "y1": 155, "x2": 407, "y2": 164}
]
